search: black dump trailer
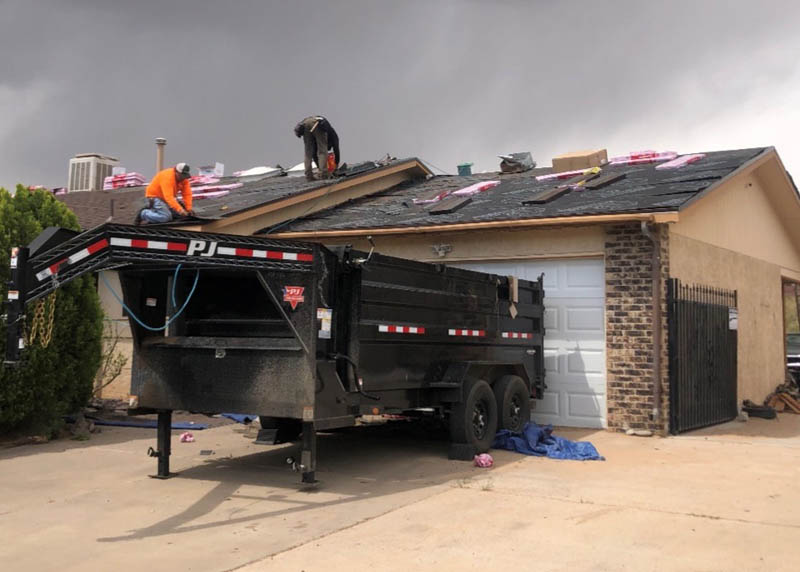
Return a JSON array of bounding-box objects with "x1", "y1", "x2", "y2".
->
[{"x1": 4, "y1": 224, "x2": 545, "y2": 482}]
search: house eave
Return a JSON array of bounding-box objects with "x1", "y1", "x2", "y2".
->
[{"x1": 267, "y1": 211, "x2": 680, "y2": 239}]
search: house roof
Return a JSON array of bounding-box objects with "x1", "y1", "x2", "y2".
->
[
  {"x1": 274, "y1": 148, "x2": 769, "y2": 236},
  {"x1": 58, "y1": 158, "x2": 427, "y2": 230}
]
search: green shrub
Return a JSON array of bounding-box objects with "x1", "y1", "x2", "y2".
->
[{"x1": 0, "y1": 186, "x2": 103, "y2": 434}]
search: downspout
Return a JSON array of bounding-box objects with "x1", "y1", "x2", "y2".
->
[{"x1": 641, "y1": 221, "x2": 662, "y2": 425}]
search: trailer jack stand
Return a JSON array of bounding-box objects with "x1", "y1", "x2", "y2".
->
[
  {"x1": 285, "y1": 422, "x2": 317, "y2": 484},
  {"x1": 148, "y1": 411, "x2": 176, "y2": 479}
]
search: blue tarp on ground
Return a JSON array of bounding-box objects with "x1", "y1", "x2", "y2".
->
[
  {"x1": 493, "y1": 422, "x2": 604, "y2": 461},
  {"x1": 69, "y1": 416, "x2": 209, "y2": 430},
  {"x1": 221, "y1": 413, "x2": 258, "y2": 424}
]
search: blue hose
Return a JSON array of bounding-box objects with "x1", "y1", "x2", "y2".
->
[{"x1": 100, "y1": 264, "x2": 200, "y2": 332}]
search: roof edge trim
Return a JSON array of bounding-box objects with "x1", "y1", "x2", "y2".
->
[
  {"x1": 268, "y1": 211, "x2": 680, "y2": 239},
  {"x1": 678, "y1": 147, "x2": 773, "y2": 211}
]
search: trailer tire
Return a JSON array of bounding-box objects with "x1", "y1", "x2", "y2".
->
[
  {"x1": 493, "y1": 375, "x2": 531, "y2": 433},
  {"x1": 259, "y1": 417, "x2": 302, "y2": 443},
  {"x1": 449, "y1": 379, "x2": 498, "y2": 453}
]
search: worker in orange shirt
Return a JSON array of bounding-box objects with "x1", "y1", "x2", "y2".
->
[{"x1": 135, "y1": 163, "x2": 194, "y2": 224}]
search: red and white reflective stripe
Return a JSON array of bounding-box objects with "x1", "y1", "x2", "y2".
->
[
  {"x1": 110, "y1": 237, "x2": 188, "y2": 252},
  {"x1": 448, "y1": 329, "x2": 486, "y2": 337},
  {"x1": 110, "y1": 237, "x2": 312, "y2": 262},
  {"x1": 501, "y1": 332, "x2": 533, "y2": 339},
  {"x1": 216, "y1": 246, "x2": 313, "y2": 262},
  {"x1": 36, "y1": 238, "x2": 109, "y2": 281},
  {"x1": 378, "y1": 324, "x2": 426, "y2": 334}
]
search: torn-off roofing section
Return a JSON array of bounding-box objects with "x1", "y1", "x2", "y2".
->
[
  {"x1": 59, "y1": 158, "x2": 423, "y2": 230},
  {"x1": 280, "y1": 148, "x2": 768, "y2": 233}
]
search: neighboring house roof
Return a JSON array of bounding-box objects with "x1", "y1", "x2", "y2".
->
[
  {"x1": 274, "y1": 148, "x2": 769, "y2": 236},
  {"x1": 58, "y1": 158, "x2": 430, "y2": 231}
]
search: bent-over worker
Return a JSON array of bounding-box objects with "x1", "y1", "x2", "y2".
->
[
  {"x1": 293, "y1": 116, "x2": 340, "y2": 181},
  {"x1": 136, "y1": 163, "x2": 194, "y2": 224}
]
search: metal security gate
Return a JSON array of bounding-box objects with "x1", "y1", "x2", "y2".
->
[{"x1": 667, "y1": 279, "x2": 738, "y2": 434}]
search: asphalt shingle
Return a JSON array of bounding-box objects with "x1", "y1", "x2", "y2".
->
[{"x1": 282, "y1": 148, "x2": 767, "y2": 232}]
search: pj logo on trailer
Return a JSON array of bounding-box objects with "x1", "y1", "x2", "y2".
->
[
  {"x1": 283, "y1": 286, "x2": 305, "y2": 310},
  {"x1": 187, "y1": 240, "x2": 218, "y2": 257}
]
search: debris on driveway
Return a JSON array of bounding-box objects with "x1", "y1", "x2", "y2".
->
[
  {"x1": 743, "y1": 400, "x2": 776, "y2": 419},
  {"x1": 625, "y1": 428, "x2": 653, "y2": 437},
  {"x1": 473, "y1": 453, "x2": 493, "y2": 468},
  {"x1": 493, "y1": 422, "x2": 604, "y2": 461},
  {"x1": 765, "y1": 381, "x2": 800, "y2": 414},
  {"x1": 179, "y1": 432, "x2": 195, "y2": 443}
]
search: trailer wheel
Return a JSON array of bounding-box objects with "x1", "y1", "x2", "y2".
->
[
  {"x1": 493, "y1": 375, "x2": 531, "y2": 433},
  {"x1": 449, "y1": 379, "x2": 498, "y2": 452}
]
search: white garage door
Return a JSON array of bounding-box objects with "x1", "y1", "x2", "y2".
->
[{"x1": 455, "y1": 258, "x2": 607, "y2": 428}]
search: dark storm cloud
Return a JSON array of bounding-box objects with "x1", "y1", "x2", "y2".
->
[{"x1": 1, "y1": 0, "x2": 799, "y2": 190}]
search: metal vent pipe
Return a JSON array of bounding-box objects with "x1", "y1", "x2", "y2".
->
[{"x1": 155, "y1": 137, "x2": 166, "y2": 172}]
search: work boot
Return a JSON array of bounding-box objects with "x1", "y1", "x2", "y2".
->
[{"x1": 134, "y1": 209, "x2": 144, "y2": 225}]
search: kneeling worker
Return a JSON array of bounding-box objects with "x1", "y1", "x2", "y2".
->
[
  {"x1": 136, "y1": 162, "x2": 194, "y2": 224},
  {"x1": 293, "y1": 116, "x2": 340, "y2": 181}
]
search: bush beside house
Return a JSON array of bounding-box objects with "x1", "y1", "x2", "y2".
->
[{"x1": 0, "y1": 186, "x2": 103, "y2": 435}]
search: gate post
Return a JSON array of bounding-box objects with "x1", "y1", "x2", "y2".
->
[{"x1": 667, "y1": 278, "x2": 678, "y2": 434}]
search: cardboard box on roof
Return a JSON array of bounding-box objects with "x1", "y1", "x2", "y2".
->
[{"x1": 551, "y1": 149, "x2": 608, "y2": 173}]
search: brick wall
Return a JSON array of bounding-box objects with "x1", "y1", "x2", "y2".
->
[{"x1": 605, "y1": 223, "x2": 670, "y2": 434}]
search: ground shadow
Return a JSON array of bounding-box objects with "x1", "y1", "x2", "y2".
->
[{"x1": 95, "y1": 420, "x2": 523, "y2": 543}]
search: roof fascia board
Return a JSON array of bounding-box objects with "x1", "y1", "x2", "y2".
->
[
  {"x1": 758, "y1": 149, "x2": 800, "y2": 206},
  {"x1": 199, "y1": 159, "x2": 430, "y2": 233},
  {"x1": 268, "y1": 211, "x2": 680, "y2": 239}
]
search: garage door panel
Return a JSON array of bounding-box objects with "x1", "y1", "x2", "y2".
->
[
  {"x1": 565, "y1": 261, "x2": 605, "y2": 295},
  {"x1": 543, "y1": 349, "x2": 560, "y2": 374},
  {"x1": 543, "y1": 308, "x2": 559, "y2": 331},
  {"x1": 568, "y1": 392, "x2": 605, "y2": 419},
  {"x1": 455, "y1": 258, "x2": 606, "y2": 428},
  {"x1": 567, "y1": 349, "x2": 604, "y2": 375},
  {"x1": 566, "y1": 307, "x2": 604, "y2": 332},
  {"x1": 535, "y1": 391, "x2": 560, "y2": 416}
]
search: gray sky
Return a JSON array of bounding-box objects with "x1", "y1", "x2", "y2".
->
[{"x1": 1, "y1": 0, "x2": 799, "y2": 190}]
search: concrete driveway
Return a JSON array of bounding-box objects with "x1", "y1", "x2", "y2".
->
[{"x1": 1, "y1": 415, "x2": 799, "y2": 572}]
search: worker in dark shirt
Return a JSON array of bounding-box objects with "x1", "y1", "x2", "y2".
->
[{"x1": 293, "y1": 116, "x2": 340, "y2": 181}]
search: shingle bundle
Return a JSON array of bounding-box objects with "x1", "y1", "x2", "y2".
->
[{"x1": 103, "y1": 172, "x2": 146, "y2": 190}]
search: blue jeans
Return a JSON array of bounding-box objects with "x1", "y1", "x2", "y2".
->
[{"x1": 140, "y1": 198, "x2": 173, "y2": 223}]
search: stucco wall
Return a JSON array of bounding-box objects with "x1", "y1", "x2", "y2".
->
[
  {"x1": 674, "y1": 170, "x2": 800, "y2": 273},
  {"x1": 96, "y1": 320, "x2": 133, "y2": 400},
  {"x1": 670, "y1": 165, "x2": 800, "y2": 402},
  {"x1": 669, "y1": 232, "x2": 784, "y2": 401},
  {"x1": 96, "y1": 271, "x2": 133, "y2": 400}
]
